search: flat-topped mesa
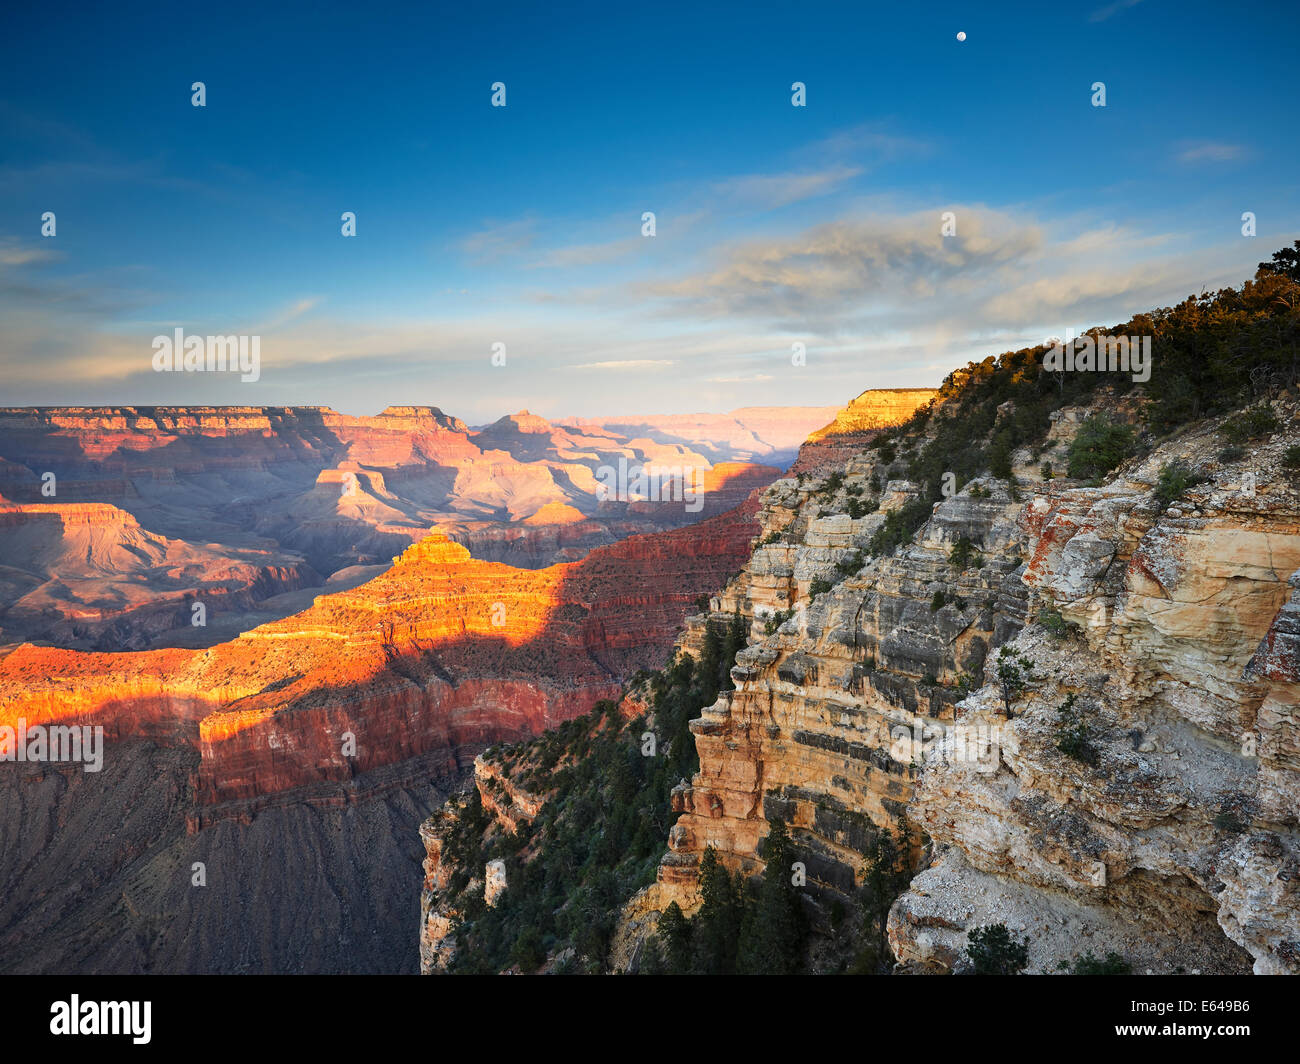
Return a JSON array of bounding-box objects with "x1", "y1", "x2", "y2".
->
[
  {"x1": 372, "y1": 406, "x2": 471, "y2": 433},
  {"x1": 805, "y1": 388, "x2": 939, "y2": 442},
  {"x1": 790, "y1": 388, "x2": 938, "y2": 476},
  {"x1": 0, "y1": 500, "x2": 142, "y2": 526},
  {"x1": 491, "y1": 410, "x2": 552, "y2": 433},
  {"x1": 0, "y1": 406, "x2": 342, "y2": 434},
  {"x1": 0, "y1": 404, "x2": 479, "y2": 436}
]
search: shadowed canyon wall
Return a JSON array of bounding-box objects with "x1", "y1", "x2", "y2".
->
[{"x1": 0, "y1": 480, "x2": 761, "y2": 972}]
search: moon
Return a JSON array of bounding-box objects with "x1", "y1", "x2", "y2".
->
[{"x1": 957, "y1": 31, "x2": 967, "y2": 41}]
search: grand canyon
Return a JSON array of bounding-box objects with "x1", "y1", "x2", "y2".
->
[
  {"x1": 4, "y1": 257, "x2": 1300, "y2": 978},
  {"x1": 4, "y1": 9, "x2": 1298, "y2": 1017},
  {"x1": 0, "y1": 402, "x2": 841, "y2": 971}
]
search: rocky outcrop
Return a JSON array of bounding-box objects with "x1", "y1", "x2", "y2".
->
[
  {"x1": 418, "y1": 750, "x2": 548, "y2": 971},
  {"x1": 627, "y1": 392, "x2": 1300, "y2": 975},
  {"x1": 891, "y1": 413, "x2": 1300, "y2": 975},
  {"x1": 652, "y1": 468, "x2": 1025, "y2": 905}
]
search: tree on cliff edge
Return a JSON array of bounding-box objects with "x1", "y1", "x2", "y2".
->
[
  {"x1": 738, "y1": 819, "x2": 809, "y2": 974},
  {"x1": 692, "y1": 846, "x2": 742, "y2": 974},
  {"x1": 853, "y1": 813, "x2": 917, "y2": 973},
  {"x1": 1259, "y1": 239, "x2": 1300, "y2": 283},
  {"x1": 655, "y1": 901, "x2": 693, "y2": 975}
]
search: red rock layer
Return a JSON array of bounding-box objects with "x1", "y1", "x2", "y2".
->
[{"x1": 0, "y1": 499, "x2": 760, "y2": 824}]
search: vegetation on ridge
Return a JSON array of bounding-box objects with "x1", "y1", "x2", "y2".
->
[
  {"x1": 440, "y1": 614, "x2": 746, "y2": 974},
  {"x1": 862, "y1": 247, "x2": 1300, "y2": 557}
]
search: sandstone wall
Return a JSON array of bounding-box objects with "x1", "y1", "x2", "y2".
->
[{"x1": 626, "y1": 396, "x2": 1300, "y2": 975}]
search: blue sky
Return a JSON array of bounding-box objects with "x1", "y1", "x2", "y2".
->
[{"x1": 1, "y1": 0, "x2": 1296, "y2": 420}]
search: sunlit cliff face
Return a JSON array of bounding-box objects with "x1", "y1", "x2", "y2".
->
[{"x1": 0, "y1": 500, "x2": 761, "y2": 818}]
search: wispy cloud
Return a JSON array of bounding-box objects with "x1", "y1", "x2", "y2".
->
[
  {"x1": 805, "y1": 125, "x2": 932, "y2": 164},
  {"x1": 706, "y1": 373, "x2": 774, "y2": 383},
  {"x1": 712, "y1": 165, "x2": 863, "y2": 210},
  {"x1": 459, "y1": 217, "x2": 538, "y2": 263},
  {"x1": 256, "y1": 297, "x2": 322, "y2": 331},
  {"x1": 537, "y1": 236, "x2": 644, "y2": 268},
  {"x1": 1175, "y1": 140, "x2": 1246, "y2": 165},
  {"x1": 1090, "y1": 0, "x2": 1142, "y2": 22},
  {"x1": 642, "y1": 208, "x2": 1043, "y2": 324},
  {"x1": 565, "y1": 359, "x2": 676, "y2": 371},
  {"x1": 0, "y1": 237, "x2": 60, "y2": 267}
]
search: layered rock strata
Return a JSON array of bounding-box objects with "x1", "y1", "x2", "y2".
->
[{"x1": 624, "y1": 398, "x2": 1300, "y2": 975}]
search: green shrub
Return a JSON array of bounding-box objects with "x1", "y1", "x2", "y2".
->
[
  {"x1": 995, "y1": 647, "x2": 1036, "y2": 718},
  {"x1": 808, "y1": 578, "x2": 833, "y2": 600},
  {"x1": 1038, "y1": 608, "x2": 1080, "y2": 641},
  {"x1": 1067, "y1": 414, "x2": 1135, "y2": 479},
  {"x1": 846, "y1": 496, "x2": 878, "y2": 519},
  {"x1": 1065, "y1": 951, "x2": 1132, "y2": 975},
  {"x1": 966, "y1": 924, "x2": 1029, "y2": 975},
  {"x1": 835, "y1": 551, "x2": 864, "y2": 576},
  {"x1": 930, "y1": 589, "x2": 947, "y2": 612},
  {"x1": 1055, "y1": 693, "x2": 1098, "y2": 765},
  {"x1": 867, "y1": 498, "x2": 931, "y2": 557},
  {"x1": 1219, "y1": 405, "x2": 1280, "y2": 444},
  {"x1": 1282, "y1": 444, "x2": 1300, "y2": 470},
  {"x1": 1214, "y1": 802, "x2": 1248, "y2": 834},
  {"x1": 1153, "y1": 461, "x2": 1205, "y2": 512},
  {"x1": 763, "y1": 609, "x2": 792, "y2": 635},
  {"x1": 1218, "y1": 445, "x2": 1247, "y2": 463},
  {"x1": 949, "y1": 535, "x2": 980, "y2": 570}
]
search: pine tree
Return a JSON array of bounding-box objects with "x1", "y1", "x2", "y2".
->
[
  {"x1": 854, "y1": 814, "x2": 916, "y2": 973},
  {"x1": 720, "y1": 611, "x2": 748, "y2": 691},
  {"x1": 966, "y1": 923, "x2": 1029, "y2": 975},
  {"x1": 655, "y1": 901, "x2": 692, "y2": 975},
  {"x1": 692, "y1": 847, "x2": 741, "y2": 973},
  {"x1": 737, "y1": 819, "x2": 808, "y2": 974}
]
